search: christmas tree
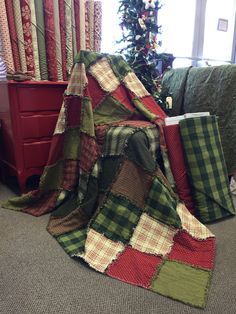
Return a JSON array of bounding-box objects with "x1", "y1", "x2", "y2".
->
[{"x1": 118, "y1": 0, "x2": 173, "y2": 111}]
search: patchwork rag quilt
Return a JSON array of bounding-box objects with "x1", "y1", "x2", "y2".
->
[{"x1": 2, "y1": 51, "x2": 235, "y2": 308}]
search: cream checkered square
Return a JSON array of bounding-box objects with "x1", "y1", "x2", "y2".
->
[
  {"x1": 66, "y1": 63, "x2": 88, "y2": 96},
  {"x1": 130, "y1": 213, "x2": 177, "y2": 256},
  {"x1": 88, "y1": 57, "x2": 120, "y2": 92},
  {"x1": 54, "y1": 102, "x2": 66, "y2": 135},
  {"x1": 177, "y1": 203, "x2": 214, "y2": 240},
  {"x1": 123, "y1": 72, "x2": 150, "y2": 98},
  {"x1": 82, "y1": 229, "x2": 124, "y2": 272}
]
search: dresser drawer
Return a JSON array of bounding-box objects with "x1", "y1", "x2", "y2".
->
[
  {"x1": 17, "y1": 86, "x2": 65, "y2": 112},
  {"x1": 21, "y1": 114, "x2": 59, "y2": 139},
  {"x1": 23, "y1": 141, "x2": 51, "y2": 168}
]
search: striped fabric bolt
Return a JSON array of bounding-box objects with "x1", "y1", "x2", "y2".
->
[
  {"x1": 5, "y1": 0, "x2": 21, "y2": 71},
  {"x1": 34, "y1": 0, "x2": 48, "y2": 80},
  {"x1": 53, "y1": 0, "x2": 63, "y2": 80},
  {"x1": 29, "y1": 0, "x2": 41, "y2": 80},
  {"x1": 64, "y1": 0, "x2": 74, "y2": 75},
  {"x1": 0, "y1": 0, "x2": 15, "y2": 72}
]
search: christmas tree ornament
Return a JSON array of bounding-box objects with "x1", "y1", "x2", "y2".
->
[
  {"x1": 142, "y1": 0, "x2": 158, "y2": 10},
  {"x1": 138, "y1": 17, "x2": 147, "y2": 30}
]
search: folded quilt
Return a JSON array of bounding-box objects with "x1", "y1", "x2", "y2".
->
[
  {"x1": 2, "y1": 51, "x2": 219, "y2": 308},
  {"x1": 179, "y1": 116, "x2": 235, "y2": 222}
]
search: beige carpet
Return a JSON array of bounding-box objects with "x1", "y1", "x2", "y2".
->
[{"x1": 0, "y1": 182, "x2": 236, "y2": 314}]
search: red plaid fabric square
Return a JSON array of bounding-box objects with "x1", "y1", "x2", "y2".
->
[
  {"x1": 107, "y1": 247, "x2": 162, "y2": 288},
  {"x1": 62, "y1": 160, "x2": 80, "y2": 190},
  {"x1": 47, "y1": 134, "x2": 65, "y2": 166},
  {"x1": 23, "y1": 191, "x2": 60, "y2": 216},
  {"x1": 87, "y1": 73, "x2": 107, "y2": 109},
  {"x1": 65, "y1": 96, "x2": 82, "y2": 128},
  {"x1": 79, "y1": 133, "x2": 100, "y2": 172},
  {"x1": 140, "y1": 96, "x2": 167, "y2": 120},
  {"x1": 95, "y1": 125, "x2": 110, "y2": 145},
  {"x1": 168, "y1": 231, "x2": 215, "y2": 270},
  {"x1": 111, "y1": 84, "x2": 135, "y2": 112}
]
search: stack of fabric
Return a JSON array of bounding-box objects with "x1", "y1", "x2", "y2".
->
[
  {"x1": 0, "y1": 0, "x2": 102, "y2": 81},
  {"x1": 2, "y1": 51, "x2": 235, "y2": 308}
]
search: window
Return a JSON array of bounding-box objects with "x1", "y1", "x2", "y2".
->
[{"x1": 101, "y1": 0, "x2": 236, "y2": 67}]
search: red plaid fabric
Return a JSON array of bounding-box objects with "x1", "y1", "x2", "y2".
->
[
  {"x1": 140, "y1": 96, "x2": 167, "y2": 120},
  {"x1": 111, "y1": 84, "x2": 136, "y2": 112},
  {"x1": 62, "y1": 160, "x2": 80, "y2": 190},
  {"x1": 95, "y1": 125, "x2": 110, "y2": 145},
  {"x1": 168, "y1": 231, "x2": 215, "y2": 270},
  {"x1": 23, "y1": 191, "x2": 60, "y2": 216},
  {"x1": 80, "y1": 133, "x2": 100, "y2": 172},
  {"x1": 47, "y1": 134, "x2": 65, "y2": 166},
  {"x1": 65, "y1": 96, "x2": 82, "y2": 128},
  {"x1": 107, "y1": 247, "x2": 162, "y2": 288},
  {"x1": 87, "y1": 73, "x2": 107, "y2": 109},
  {"x1": 164, "y1": 124, "x2": 195, "y2": 214},
  {"x1": 82, "y1": 229, "x2": 124, "y2": 272}
]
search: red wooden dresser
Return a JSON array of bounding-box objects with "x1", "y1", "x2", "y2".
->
[{"x1": 0, "y1": 80, "x2": 67, "y2": 193}]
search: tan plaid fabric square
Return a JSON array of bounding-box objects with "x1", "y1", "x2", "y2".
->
[
  {"x1": 54, "y1": 102, "x2": 66, "y2": 135},
  {"x1": 88, "y1": 57, "x2": 120, "y2": 92},
  {"x1": 82, "y1": 229, "x2": 124, "y2": 272},
  {"x1": 177, "y1": 204, "x2": 214, "y2": 240},
  {"x1": 123, "y1": 72, "x2": 150, "y2": 98},
  {"x1": 66, "y1": 63, "x2": 88, "y2": 96},
  {"x1": 130, "y1": 213, "x2": 177, "y2": 256}
]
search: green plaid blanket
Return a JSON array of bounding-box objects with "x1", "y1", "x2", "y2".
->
[{"x1": 179, "y1": 116, "x2": 235, "y2": 222}]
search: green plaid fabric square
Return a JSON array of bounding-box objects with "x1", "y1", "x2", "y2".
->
[
  {"x1": 91, "y1": 193, "x2": 142, "y2": 243},
  {"x1": 180, "y1": 116, "x2": 235, "y2": 222},
  {"x1": 78, "y1": 170, "x2": 90, "y2": 204},
  {"x1": 145, "y1": 177, "x2": 181, "y2": 229},
  {"x1": 56, "y1": 227, "x2": 87, "y2": 256},
  {"x1": 108, "y1": 55, "x2": 132, "y2": 81},
  {"x1": 143, "y1": 126, "x2": 159, "y2": 159},
  {"x1": 74, "y1": 50, "x2": 101, "y2": 69},
  {"x1": 103, "y1": 126, "x2": 135, "y2": 156}
]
